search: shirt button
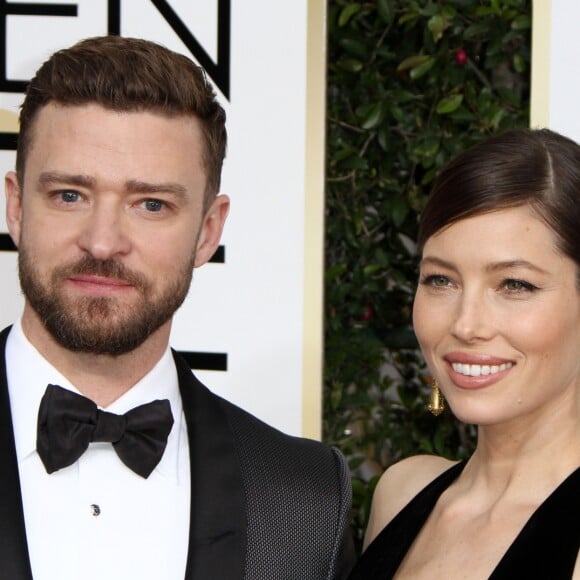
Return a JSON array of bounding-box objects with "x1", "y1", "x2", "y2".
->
[{"x1": 90, "y1": 504, "x2": 101, "y2": 517}]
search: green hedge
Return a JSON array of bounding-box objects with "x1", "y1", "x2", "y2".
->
[{"x1": 324, "y1": 0, "x2": 531, "y2": 549}]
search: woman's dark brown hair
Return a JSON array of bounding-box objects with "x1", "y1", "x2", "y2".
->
[{"x1": 418, "y1": 128, "x2": 580, "y2": 273}]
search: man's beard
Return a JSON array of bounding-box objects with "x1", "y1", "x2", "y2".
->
[{"x1": 18, "y1": 248, "x2": 194, "y2": 356}]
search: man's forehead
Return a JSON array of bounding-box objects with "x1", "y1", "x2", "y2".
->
[{"x1": 24, "y1": 103, "x2": 208, "y2": 192}]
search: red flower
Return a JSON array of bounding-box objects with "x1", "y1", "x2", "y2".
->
[
  {"x1": 361, "y1": 306, "x2": 373, "y2": 321},
  {"x1": 455, "y1": 48, "x2": 468, "y2": 65}
]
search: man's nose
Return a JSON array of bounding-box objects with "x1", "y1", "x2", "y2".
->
[{"x1": 76, "y1": 204, "x2": 131, "y2": 260}]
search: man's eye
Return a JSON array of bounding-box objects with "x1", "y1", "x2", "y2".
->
[
  {"x1": 143, "y1": 199, "x2": 165, "y2": 212},
  {"x1": 59, "y1": 191, "x2": 80, "y2": 203}
]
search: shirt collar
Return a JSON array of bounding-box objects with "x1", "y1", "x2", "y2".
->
[{"x1": 5, "y1": 319, "x2": 184, "y2": 483}]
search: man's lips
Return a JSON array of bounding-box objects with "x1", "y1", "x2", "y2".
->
[
  {"x1": 70, "y1": 274, "x2": 132, "y2": 286},
  {"x1": 67, "y1": 274, "x2": 134, "y2": 294}
]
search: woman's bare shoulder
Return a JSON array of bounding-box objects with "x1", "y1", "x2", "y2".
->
[{"x1": 363, "y1": 455, "x2": 458, "y2": 549}]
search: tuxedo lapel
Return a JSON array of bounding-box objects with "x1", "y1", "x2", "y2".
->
[
  {"x1": 0, "y1": 326, "x2": 34, "y2": 578},
  {"x1": 174, "y1": 352, "x2": 246, "y2": 580},
  {"x1": 0, "y1": 330, "x2": 246, "y2": 579}
]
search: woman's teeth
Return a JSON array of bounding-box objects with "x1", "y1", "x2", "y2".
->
[{"x1": 451, "y1": 362, "x2": 513, "y2": 377}]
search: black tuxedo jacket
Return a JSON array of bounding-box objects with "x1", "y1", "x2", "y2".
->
[{"x1": 0, "y1": 327, "x2": 354, "y2": 579}]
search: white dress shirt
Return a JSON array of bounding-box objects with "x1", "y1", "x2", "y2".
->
[{"x1": 5, "y1": 321, "x2": 191, "y2": 580}]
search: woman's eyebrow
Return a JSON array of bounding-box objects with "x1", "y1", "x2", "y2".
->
[
  {"x1": 484, "y1": 259, "x2": 549, "y2": 275},
  {"x1": 419, "y1": 256, "x2": 457, "y2": 270}
]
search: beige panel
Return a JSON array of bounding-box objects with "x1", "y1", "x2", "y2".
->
[
  {"x1": 530, "y1": 0, "x2": 551, "y2": 127},
  {"x1": 302, "y1": 0, "x2": 326, "y2": 440},
  {"x1": 0, "y1": 110, "x2": 19, "y2": 132}
]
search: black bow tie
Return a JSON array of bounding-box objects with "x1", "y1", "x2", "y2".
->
[{"x1": 37, "y1": 384, "x2": 174, "y2": 478}]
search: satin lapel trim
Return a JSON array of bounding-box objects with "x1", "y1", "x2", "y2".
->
[
  {"x1": 174, "y1": 352, "x2": 246, "y2": 580},
  {"x1": 0, "y1": 326, "x2": 34, "y2": 578}
]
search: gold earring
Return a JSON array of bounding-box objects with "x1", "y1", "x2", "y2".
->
[{"x1": 427, "y1": 380, "x2": 445, "y2": 416}]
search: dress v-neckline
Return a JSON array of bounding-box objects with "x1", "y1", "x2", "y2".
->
[{"x1": 348, "y1": 461, "x2": 580, "y2": 579}]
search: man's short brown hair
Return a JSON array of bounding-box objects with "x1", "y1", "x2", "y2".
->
[{"x1": 17, "y1": 35, "x2": 227, "y2": 204}]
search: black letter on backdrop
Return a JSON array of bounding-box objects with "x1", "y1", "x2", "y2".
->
[
  {"x1": 147, "y1": 0, "x2": 231, "y2": 99},
  {"x1": 0, "y1": 1, "x2": 230, "y2": 96},
  {"x1": 0, "y1": 1, "x2": 78, "y2": 92},
  {"x1": 107, "y1": 0, "x2": 231, "y2": 100}
]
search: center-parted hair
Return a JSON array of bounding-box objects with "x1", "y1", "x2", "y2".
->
[
  {"x1": 418, "y1": 128, "x2": 580, "y2": 272},
  {"x1": 16, "y1": 35, "x2": 226, "y2": 203}
]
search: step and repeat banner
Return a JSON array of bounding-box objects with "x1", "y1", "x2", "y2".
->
[
  {"x1": 531, "y1": 0, "x2": 580, "y2": 140},
  {"x1": 0, "y1": 1, "x2": 326, "y2": 438}
]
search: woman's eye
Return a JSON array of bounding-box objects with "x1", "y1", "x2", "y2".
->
[
  {"x1": 142, "y1": 199, "x2": 165, "y2": 212},
  {"x1": 422, "y1": 274, "x2": 451, "y2": 287},
  {"x1": 502, "y1": 278, "x2": 538, "y2": 293}
]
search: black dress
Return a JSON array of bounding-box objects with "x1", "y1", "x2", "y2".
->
[{"x1": 349, "y1": 461, "x2": 580, "y2": 579}]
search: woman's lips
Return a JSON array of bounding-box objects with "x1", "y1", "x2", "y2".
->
[
  {"x1": 451, "y1": 361, "x2": 513, "y2": 377},
  {"x1": 443, "y1": 353, "x2": 515, "y2": 389}
]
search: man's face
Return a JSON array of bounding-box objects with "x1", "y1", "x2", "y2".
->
[{"x1": 5, "y1": 103, "x2": 228, "y2": 355}]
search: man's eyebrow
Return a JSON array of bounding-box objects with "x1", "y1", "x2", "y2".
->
[
  {"x1": 38, "y1": 172, "x2": 95, "y2": 188},
  {"x1": 125, "y1": 179, "x2": 187, "y2": 197},
  {"x1": 36, "y1": 173, "x2": 188, "y2": 197}
]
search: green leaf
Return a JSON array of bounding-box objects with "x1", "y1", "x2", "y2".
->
[
  {"x1": 361, "y1": 102, "x2": 385, "y2": 129},
  {"x1": 409, "y1": 57, "x2": 436, "y2": 80},
  {"x1": 340, "y1": 156, "x2": 368, "y2": 171},
  {"x1": 513, "y1": 53, "x2": 526, "y2": 73},
  {"x1": 377, "y1": 127, "x2": 390, "y2": 151},
  {"x1": 433, "y1": 428, "x2": 447, "y2": 455},
  {"x1": 398, "y1": 12, "x2": 419, "y2": 26},
  {"x1": 376, "y1": 45, "x2": 397, "y2": 60},
  {"x1": 449, "y1": 107, "x2": 476, "y2": 122},
  {"x1": 390, "y1": 105, "x2": 406, "y2": 123},
  {"x1": 338, "y1": 4, "x2": 361, "y2": 27},
  {"x1": 464, "y1": 23, "x2": 489, "y2": 39},
  {"x1": 490, "y1": 108, "x2": 506, "y2": 129},
  {"x1": 415, "y1": 137, "x2": 440, "y2": 159},
  {"x1": 419, "y1": 437, "x2": 434, "y2": 454},
  {"x1": 339, "y1": 38, "x2": 368, "y2": 58},
  {"x1": 421, "y1": 167, "x2": 438, "y2": 185},
  {"x1": 496, "y1": 87, "x2": 520, "y2": 107},
  {"x1": 363, "y1": 264, "x2": 382, "y2": 275},
  {"x1": 337, "y1": 58, "x2": 363, "y2": 73},
  {"x1": 397, "y1": 54, "x2": 432, "y2": 71},
  {"x1": 511, "y1": 14, "x2": 531, "y2": 30},
  {"x1": 427, "y1": 15, "x2": 448, "y2": 43},
  {"x1": 436, "y1": 94, "x2": 463, "y2": 114},
  {"x1": 391, "y1": 198, "x2": 409, "y2": 227},
  {"x1": 475, "y1": 6, "x2": 497, "y2": 16},
  {"x1": 326, "y1": 264, "x2": 347, "y2": 281},
  {"x1": 377, "y1": 0, "x2": 395, "y2": 24},
  {"x1": 349, "y1": 455, "x2": 366, "y2": 470},
  {"x1": 441, "y1": 5, "x2": 457, "y2": 20}
]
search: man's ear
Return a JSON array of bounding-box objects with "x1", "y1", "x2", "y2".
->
[
  {"x1": 194, "y1": 194, "x2": 230, "y2": 268},
  {"x1": 5, "y1": 171, "x2": 23, "y2": 248}
]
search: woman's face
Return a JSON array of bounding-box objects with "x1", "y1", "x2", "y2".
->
[{"x1": 413, "y1": 205, "x2": 580, "y2": 427}]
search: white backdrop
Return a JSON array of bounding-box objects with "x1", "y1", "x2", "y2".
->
[
  {"x1": 0, "y1": 1, "x2": 326, "y2": 438},
  {"x1": 531, "y1": 0, "x2": 580, "y2": 141}
]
